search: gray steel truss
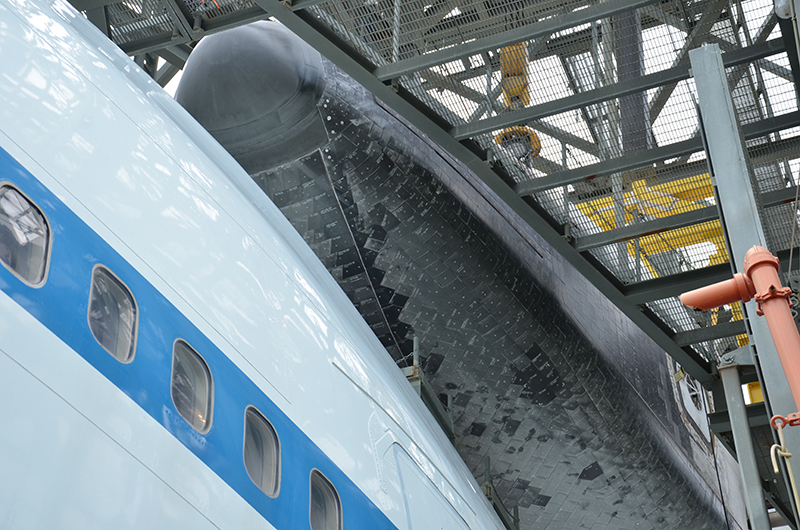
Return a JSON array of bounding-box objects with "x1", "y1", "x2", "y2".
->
[{"x1": 67, "y1": 0, "x2": 800, "y2": 391}]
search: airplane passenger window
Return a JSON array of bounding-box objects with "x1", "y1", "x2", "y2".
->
[
  {"x1": 88, "y1": 266, "x2": 138, "y2": 363},
  {"x1": 310, "y1": 470, "x2": 342, "y2": 530},
  {"x1": 243, "y1": 406, "x2": 280, "y2": 497},
  {"x1": 171, "y1": 340, "x2": 213, "y2": 433},
  {"x1": 0, "y1": 184, "x2": 50, "y2": 286}
]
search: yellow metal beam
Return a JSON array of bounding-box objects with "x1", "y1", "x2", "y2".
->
[
  {"x1": 499, "y1": 43, "x2": 530, "y2": 108},
  {"x1": 576, "y1": 173, "x2": 714, "y2": 229}
]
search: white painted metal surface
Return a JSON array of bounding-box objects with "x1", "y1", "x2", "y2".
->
[
  {"x1": 0, "y1": 289, "x2": 275, "y2": 530},
  {"x1": 0, "y1": 0, "x2": 505, "y2": 528}
]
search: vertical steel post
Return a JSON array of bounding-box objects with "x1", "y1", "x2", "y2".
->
[
  {"x1": 719, "y1": 349, "x2": 771, "y2": 530},
  {"x1": 562, "y1": 141, "x2": 570, "y2": 237},
  {"x1": 391, "y1": 0, "x2": 401, "y2": 63},
  {"x1": 614, "y1": 9, "x2": 652, "y2": 154},
  {"x1": 691, "y1": 43, "x2": 797, "y2": 526},
  {"x1": 412, "y1": 336, "x2": 420, "y2": 374}
]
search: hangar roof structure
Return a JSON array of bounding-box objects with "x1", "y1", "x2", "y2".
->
[
  {"x1": 69, "y1": 0, "x2": 800, "y2": 388},
  {"x1": 63, "y1": 0, "x2": 800, "y2": 526}
]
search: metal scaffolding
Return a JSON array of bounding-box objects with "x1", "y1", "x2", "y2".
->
[{"x1": 70, "y1": 0, "x2": 800, "y2": 522}]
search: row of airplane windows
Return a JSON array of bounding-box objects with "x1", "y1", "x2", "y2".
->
[{"x1": 0, "y1": 183, "x2": 342, "y2": 530}]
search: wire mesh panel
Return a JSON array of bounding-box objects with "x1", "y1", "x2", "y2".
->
[
  {"x1": 107, "y1": 0, "x2": 174, "y2": 45},
  {"x1": 308, "y1": 0, "x2": 590, "y2": 66},
  {"x1": 105, "y1": 0, "x2": 261, "y2": 48},
  {"x1": 408, "y1": 2, "x2": 795, "y2": 291},
  {"x1": 184, "y1": 0, "x2": 259, "y2": 21},
  {"x1": 389, "y1": 0, "x2": 750, "y2": 123},
  {"x1": 646, "y1": 297, "x2": 717, "y2": 362},
  {"x1": 371, "y1": 0, "x2": 786, "y2": 218},
  {"x1": 646, "y1": 297, "x2": 746, "y2": 363}
]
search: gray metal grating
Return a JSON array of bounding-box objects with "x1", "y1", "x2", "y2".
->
[
  {"x1": 107, "y1": 0, "x2": 173, "y2": 44},
  {"x1": 183, "y1": 0, "x2": 259, "y2": 20},
  {"x1": 309, "y1": 0, "x2": 590, "y2": 66}
]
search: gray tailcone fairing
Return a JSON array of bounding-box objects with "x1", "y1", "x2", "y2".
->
[
  {"x1": 176, "y1": 22, "x2": 744, "y2": 530},
  {"x1": 175, "y1": 22, "x2": 328, "y2": 171}
]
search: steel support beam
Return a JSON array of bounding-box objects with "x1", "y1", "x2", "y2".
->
[
  {"x1": 621, "y1": 248, "x2": 796, "y2": 304},
  {"x1": 372, "y1": 0, "x2": 665, "y2": 81},
  {"x1": 455, "y1": 58, "x2": 693, "y2": 140},
  {"x1": 421, "y1": 69, "x2": 600, "y2": 157},
  {"x1": 558, "y1": 55, "x2": 613, "y2": 159},
  {"x1": 654, "y1": 8, "x2": 778, "y2": 125},
  {"x1": 574, "y1": 206, "x2": 718, "y2": 252},
  {"x1": 517, "y1": 108, "x2": 800, "y2": 195},
  {"x1": 692, "y1": 43, "x2": 799, "y2": 522},
  {"x1": 527, "y1": 120, "x2": 599, "y2": 157},
  {"x1": 155, "y1": 44, "x2": 192, "y2": 69},
  {"x1": 673, "y1": 320, "x2": 747, "y2": 346},
  {"x1": 120, "y1": 32, "x2": 177, "y2": 57},
  {"x1": 162, "y1": 0, "x2": 195, "y2": 40},
  {"x1": 524, "y1": 138, "x2": 701, "y2": 194},
  {"x1": 719, "y1": 348, "x2": 771, "y2": 530},
  {"x1": 385, "y1": 0, "x2": 588, "y2": 63},
  {"x1": 117, "y1": 6, "x2": 271, "y2": 56},
  {"x1": 155, "y1": 62, "x2": 181, "y2": 87},
  {"x1": 70, "y1": 0, "x2": 113, "y2": 10},
  {"x1": 708, "y1": 401, "x2": 770, "y2": 432},
  {"x1": 289, "y1": 0, "x2": 328, "y2": 9},
  {"x1": 756, "y1": 56, "x2": 795, "y2": 81},
  {"x1": 643, "y1": 4, "x2": 790, "y2": 81},
  {"x1": 697, "y1": 31, "x2": 792, "y2": 82},
  {"x1": 621, "y1": 263, "x2": 731, "y2": 304},
  {"x1": 409, "y1": 0, "x2": 462, "y2": 40},
  {"x1": 574, "y1": 184, "x2": 800, "y2": 253},
  {"x1": 765, "y1": 185, "x2": 800, "y2": 207},
  {"x1": 421, "y1": 27, "x2": 596, "y2": 88},
  {"x1": 647, "y1": 0, "x2": 730, "y2": 126},
  {"x1": 134, "y1": 52, "x2": 159, "y2": 78},
  {"x1": 454, "y1": 38, "x2": 784, "y2": 142},
  {"x1": 640, "y1": 4, "x2": 688, "y2": 32},
  {"x1": 435, "y1": 12, "x2": 674, "y2": 89},
  {"x1": 248, "y1": 0, "x2": 715, "y2": 384}
]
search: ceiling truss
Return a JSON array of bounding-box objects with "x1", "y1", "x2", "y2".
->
[{"x1": 69, "y1": 0, "x2": 800, "y2": 391}]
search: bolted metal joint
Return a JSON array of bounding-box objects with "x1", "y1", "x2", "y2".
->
[{"x1": 718, "y1": 345, "x2": 755, "y2": 369}]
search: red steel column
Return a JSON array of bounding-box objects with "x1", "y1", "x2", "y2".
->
[{"x1": 744, "y1": 246, "x2": 800, "y2": 412}]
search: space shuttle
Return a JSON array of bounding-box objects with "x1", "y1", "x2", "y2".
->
[{"x1": 174, "y1": 20, "x2": 751, "y2": 530}]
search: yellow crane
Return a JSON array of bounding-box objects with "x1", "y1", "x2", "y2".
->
[{"x1": 494, "y1": 43, "x2": 541, "y2": 159}]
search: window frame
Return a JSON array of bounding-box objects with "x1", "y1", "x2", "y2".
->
[
  {"x1": 309, "y1": 468, "x2": 342, "y2": 530},
  {"x1": 86, "y1": 264, "x2": 138, "y2": 364},
  {"x1": 242, "y1": 405, "x2": 281, "y2": 498},
  {"x1": 0, "y1": 181, "x2": 52, "y2": 288},
  {"x1": 170, "y1": 339, "x2": 214, "y2": 434}
]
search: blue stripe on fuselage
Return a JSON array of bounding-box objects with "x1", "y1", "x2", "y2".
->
[{"x1": 0, "y1": 145, "x2": 396, "y2": 530}]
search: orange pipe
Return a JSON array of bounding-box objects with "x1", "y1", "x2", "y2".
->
[
  {"x1": 744, "y1": 247, "x2": 800, "y2": 412},
  {"x1": 680, "y1": 273, "x2": 754, "y2": 310},
  {"x1": 680, "y1": 246, "x2": 800, "y2": 412}
]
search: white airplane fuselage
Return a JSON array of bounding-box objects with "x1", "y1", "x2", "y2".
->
[{"x1": 0, "y1": 1, "x2": 504, "y2": 529}]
